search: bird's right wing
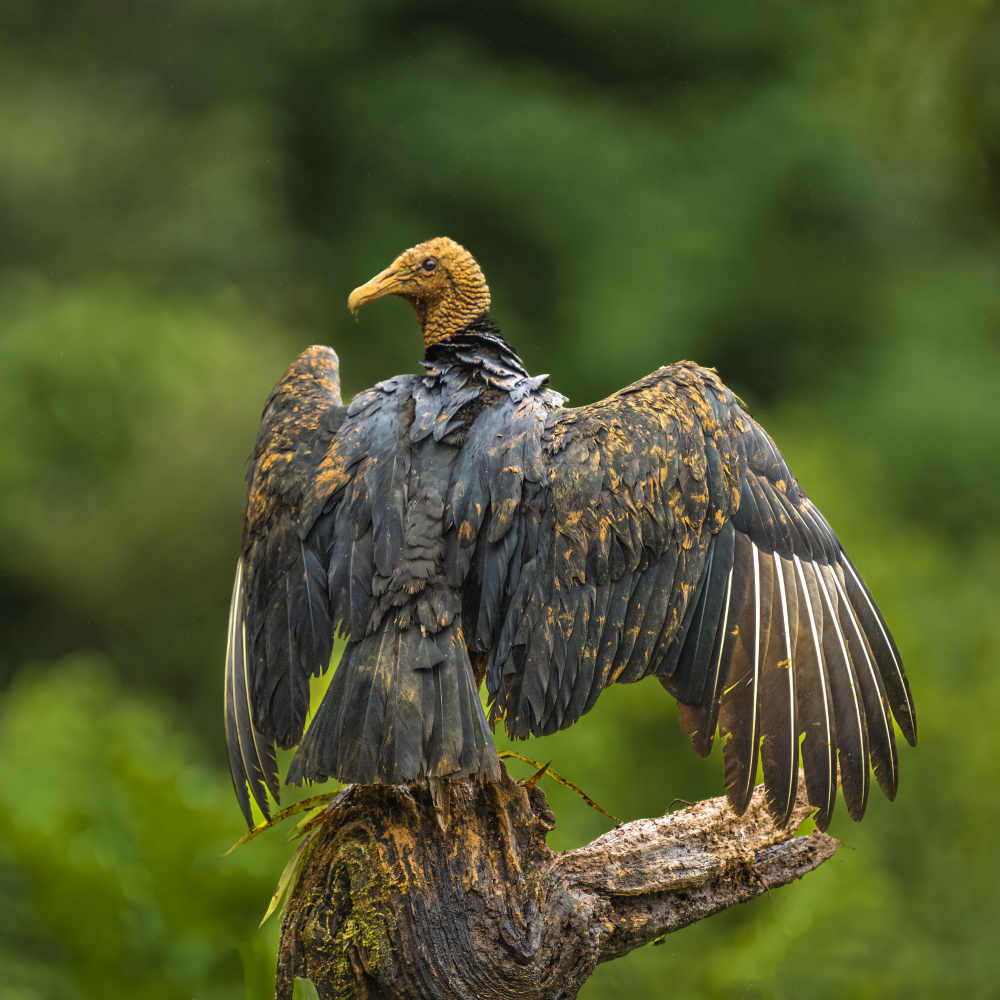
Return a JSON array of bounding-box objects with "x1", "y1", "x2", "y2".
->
[{"x1": 225, "y1": 346, "x2": 347, "y2": 827}]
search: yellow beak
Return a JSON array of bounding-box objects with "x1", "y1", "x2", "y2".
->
[{"x1": 347, "y1": 261, "x2": 411, "y2": 314}]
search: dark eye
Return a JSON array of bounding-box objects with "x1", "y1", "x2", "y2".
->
[{"x1": 421, "y1": 257, "x2": 437, "y2": 272}]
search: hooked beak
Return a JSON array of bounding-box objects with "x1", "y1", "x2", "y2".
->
[{"x1": 347, "y1": 261, "x2": 412, "y2": 315}]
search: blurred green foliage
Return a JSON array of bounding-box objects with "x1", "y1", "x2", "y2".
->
[
  {"x1": 1, "y1": 1, "x2": 999, "y2": 997},
  {"x1": 0, "y1": 659, "x2": 286, "y2": 999}
]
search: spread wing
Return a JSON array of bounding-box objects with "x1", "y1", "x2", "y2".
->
[
  {"x1": 225, "y1": 346, "x2": 349, "y2": 827},
  {"x1": 478, "y1": 362, "x2": 916, "y2": 829},
  {"x1": 225, "y1": 347, "x2": 483, "y2": 826}
]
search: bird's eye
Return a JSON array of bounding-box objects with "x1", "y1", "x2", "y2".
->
[{"x1": 421, "y1": 257, "x2": 437, "y2": 272}]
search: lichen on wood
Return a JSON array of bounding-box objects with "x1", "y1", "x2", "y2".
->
[{"x1": 276, "y1": 769, "x2": 836, "y2": 1000}]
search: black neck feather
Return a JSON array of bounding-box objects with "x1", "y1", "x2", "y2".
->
[{"x1": 423, "y1": 314, "x2": 528, "y2": 377}]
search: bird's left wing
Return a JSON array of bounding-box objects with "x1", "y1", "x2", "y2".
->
[
  {"x1": 225, "y1": 346, "x2": 347, "y2": 827},
  {"x1": 479, "y1": 361, "x2": 914, "y2": 828}
]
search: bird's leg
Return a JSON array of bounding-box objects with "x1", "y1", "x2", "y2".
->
[{"x1": 428, "y1": 776, "x2": 451, "y2": 831}]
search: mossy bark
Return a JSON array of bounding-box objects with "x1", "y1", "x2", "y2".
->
[{"x1": 276, "y1": 769, "x2": 835, "y2": 999}]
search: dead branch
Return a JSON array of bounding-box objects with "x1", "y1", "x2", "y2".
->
[{"x1": 276, "y1": 769, "x2": 836, "y2": 999}]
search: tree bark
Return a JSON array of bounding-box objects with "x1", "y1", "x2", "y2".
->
[{"x1": 275, "y1": 768, "x2": 836, "y2": 999}]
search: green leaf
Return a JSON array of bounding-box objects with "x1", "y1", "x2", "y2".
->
[
  {"x1": 288, "y1": 804, "x2": 330, "y2": 842},
  {"x1": 292, "y1": 976, "x2": 322, "y2": 1000},
  {"x1": 259, "y1": 829, "x2": 318, "y2": 929},
  {"x1": 222, "y1": 791, "x2": 340, "y2": 857}
]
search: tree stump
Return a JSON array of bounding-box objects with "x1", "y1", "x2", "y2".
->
[{"x1": 275, "y1": 768, "x2": 836, "y2": 999}]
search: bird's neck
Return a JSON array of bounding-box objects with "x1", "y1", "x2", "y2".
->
[
  {"x1": 422, "y1": 317, "x2": 530, "y2": 380},
  {"x1": 415, "y1": 287, "x2": 492, "y2": 349}
]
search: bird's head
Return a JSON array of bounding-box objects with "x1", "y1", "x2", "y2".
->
[{"x1": 347, "y1": 237, "x2": 491, "y2": 349}]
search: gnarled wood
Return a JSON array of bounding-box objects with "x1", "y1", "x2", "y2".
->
[{"x1": 276, "y1": 769, "x2": 836, "y2": 999}]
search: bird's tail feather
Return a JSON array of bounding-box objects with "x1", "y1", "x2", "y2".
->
[{"x1": 287, "y1": 618, "x2": 499, "y2": 786}]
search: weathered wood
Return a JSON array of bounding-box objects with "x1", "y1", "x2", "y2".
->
[{"x1": 276, "y1": 769, "x2": 836, "y2": 999}]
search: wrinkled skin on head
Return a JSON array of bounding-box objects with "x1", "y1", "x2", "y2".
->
[{"x1": 348, "y1": 237, "x2": 492, "y2": 348}]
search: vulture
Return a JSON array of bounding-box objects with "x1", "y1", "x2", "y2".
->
[{"x1": 224, "y1": 237, "x2": 916, "y2": 832}]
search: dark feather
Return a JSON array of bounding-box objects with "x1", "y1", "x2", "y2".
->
[
  {"x1": 649, "y1": 544, "x2": 705, "y2": 682},
  {"x1": 758, "y1": 553, "x2": 799, "y2": 826},
  {"x1": 611, "y1": 558, "x2": 661, "y2": 683},
  {"x1": 680, "y1": 532, "x2": 752, "y2": 757},
  {"x1": 669, "y1": 522, "x2": 734, "y2": 705},
  {"x1": 756, "y1": 477, "x2": 798, "y2": 556},
  {"x1": 224, "y1": 557, "x2": 278, "y2": 825},
  {"x1": 719, "y1": 541, "x2": 765, "y2": 815},
  {"x1": 476, "y1": 525, "x2": 517, "y2": 646},
  {"x1": 830, "y1": 564, "x2": 899, "y2": 799},
  {"x1": 745, "y1": 475, "x2": 782, "y2": 554},
  {"x1": 626, "y1": 547, "x2": 682, "y2": 683},
  {"x1": 591, "y1": 569, "x2": 635, "y2": 703},
  {"x1": 813, "y1": 560, "x2": 870, "y2": 821},
  {"x1": 679, "y1": 527, "x2": 750, "y2": 757},
  {"x1": 575, "y1": 575, "x2": 613, "y2": 720},
  {"x1": 556, "y1": 587, "x2": 594, "y2": 726},
  {"x1": 791, "y1": 554, "x2": 837, "y2": 830}
]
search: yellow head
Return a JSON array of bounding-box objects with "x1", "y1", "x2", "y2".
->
[{"x1": 347, "y1": 237, "x2": 492, "y2": 349}]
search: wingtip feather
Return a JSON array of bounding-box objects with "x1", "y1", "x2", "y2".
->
[{"x1": 225, "y1": 557, "x2": 277, "y2": 828}]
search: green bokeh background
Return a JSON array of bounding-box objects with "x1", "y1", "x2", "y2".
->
[{"x1": 2, "y1": 2, "x2": 999, "y2": 997}]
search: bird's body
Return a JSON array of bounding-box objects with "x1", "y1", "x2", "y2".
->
[{"x1": 225, "y1": 237, "x2": 916, "y2": 831}]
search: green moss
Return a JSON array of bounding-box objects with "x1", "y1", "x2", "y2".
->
[{"x1": 314, "y1": 837, "x2": 396, "y2": 996}]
